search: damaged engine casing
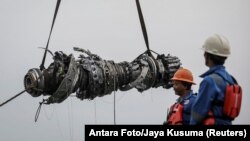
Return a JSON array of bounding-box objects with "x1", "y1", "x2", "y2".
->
[{"x1": 24, "y1": 47, "x2": 181, "y2": 104}]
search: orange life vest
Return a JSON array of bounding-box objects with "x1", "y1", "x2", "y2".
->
[
  {"x1": 203, "y1": 111, "x2": 215, "y2": 125},
  {"x1": 166, "y1": 103, "x2": 184, "y2": 125},
  {"x1": 203, "y1": 74, "x2": 242, "y2": 124},
  {"x1": 223, "y1": 84, "x2": 242, "y2": 119}
]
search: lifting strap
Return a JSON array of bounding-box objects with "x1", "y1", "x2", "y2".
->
[
  {"x1": 135, "y1": 0, "x2": 152, "y2": 56},
  {"x1": 40, "y1": 0, "x2": 62, "y2": 70}
]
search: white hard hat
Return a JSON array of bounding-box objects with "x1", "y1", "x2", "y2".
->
[{"x1": 202, "y1": 34, "x2": 231, "y2": 57}]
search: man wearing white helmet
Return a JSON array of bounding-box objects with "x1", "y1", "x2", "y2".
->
[{"x1": 190, "y1": 34, "x2": 241, "y2": 125}]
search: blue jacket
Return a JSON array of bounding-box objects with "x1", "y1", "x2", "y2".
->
[
  {"x1": 190, "y1": 65, "x2": 234, "y2": 125},
  {"x1": 176, "y1": 90, "x2": 196, "y2": 125}
]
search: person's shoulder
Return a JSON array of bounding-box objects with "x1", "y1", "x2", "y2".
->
[
  {"x1": 189, "y1": 92, "x2": 197, "y2": 101},
  {"x1": 201, "y1": 74, "x2": 215, "y2": 84}
]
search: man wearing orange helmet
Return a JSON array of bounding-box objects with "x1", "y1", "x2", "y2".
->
[
  {"x1": 164, "y1": 68, "x2": 196, "y2": 125},
  {"x1": 190, "y1": 34, "x2": 241, "y2": 125}
]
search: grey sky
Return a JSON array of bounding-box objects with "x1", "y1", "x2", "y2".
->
[{"x1": 0, "y1": 0, "x2": 250, "y2": 141}]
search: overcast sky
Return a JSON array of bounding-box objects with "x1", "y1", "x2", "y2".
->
[{"x1": 0, "y1": 0, "x2": 250, "y2": 141}]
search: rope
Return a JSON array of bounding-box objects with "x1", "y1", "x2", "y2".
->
[
  {"x1": 113, "y1": 71, "x2": 117, "y2": 125},
  {"x1": 43, "y1": 100, "x2": 55, "y2": 120},
  {"x1": 35, "y1": 99, "x2": 46, "y2": 122},
  {"x1": 135, "y1": 0, "x2": 156, "y2": 58},
  {"x1": 67, "y1": 98, "x2": 74, "y2": 141},
  {"x1": 114, "y1": 88, "x2": 116, "y2": 125},
  {"x1": 54, "y1": 105, "x2": 66, "y2": 141},
  {"x1": 94, "y1": 99, "x2": 97, "y2": 124},
  {"x1": 40, "y1": 0, "x2": 61, "y2": 70},
  {"x1": 135, "y1": 0, "x2": 150, "y2": 51},
  {"x1": 0, "y1": 88, "x2": 31, "y2": 107}
]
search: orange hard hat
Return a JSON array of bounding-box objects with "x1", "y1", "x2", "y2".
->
[{"x1": 171, "y1": 68, "x2": 196, "y2": 85}]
